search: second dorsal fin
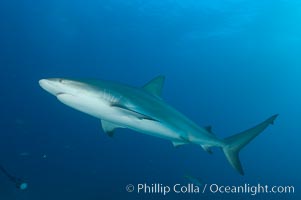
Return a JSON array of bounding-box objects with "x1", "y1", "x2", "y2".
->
[{"x1": 204, "y1": 126, "x2": 213, "y2": 134}]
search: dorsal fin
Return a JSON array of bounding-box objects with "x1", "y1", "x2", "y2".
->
[
  {"x1": 142, "y1": 75, "x2": 165, "y2": 97},
  {"x1": 204, "y1": 126, "x2": 213, "y2": 134}
]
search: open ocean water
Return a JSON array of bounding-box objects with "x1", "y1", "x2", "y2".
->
[{"x1": 0, "y1": 0, "x2": 300, "y2": 199}]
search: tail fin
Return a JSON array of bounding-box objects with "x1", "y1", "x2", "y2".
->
[{"x1": 222, "y1": 114, "x2": 278, "y2": 175}]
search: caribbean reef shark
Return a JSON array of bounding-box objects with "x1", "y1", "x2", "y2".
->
[{"x1": 39, "y1": 76, "x2": 278, "y2": 175}]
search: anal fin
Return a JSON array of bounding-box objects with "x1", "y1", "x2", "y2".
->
[{"x1": 201, "y1": 144, "x2": 213, "y2": 154}]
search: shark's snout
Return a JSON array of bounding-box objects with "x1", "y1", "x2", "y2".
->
[
  {"x1": 39, "y1": 79, "x2": 48, "y2": 88},
  {"x1": 39, "y1": 79, "x2": 63, "y2": 96},
  {"x1": 39, "y1": 79, "x2": 51, "y2": 91}
]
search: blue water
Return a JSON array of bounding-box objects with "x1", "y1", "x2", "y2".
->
[{"x1": 0, "y1": 0, "x2": 300, "y2": 199}]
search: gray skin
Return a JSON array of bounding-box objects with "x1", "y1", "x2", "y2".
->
[{"x1": 39, "y1": 76, "x2": 278, "y2": 175}]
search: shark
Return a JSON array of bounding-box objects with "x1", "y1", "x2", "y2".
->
[{"x1": 39, "y1": 76, "x2": 278, "y2": 175}]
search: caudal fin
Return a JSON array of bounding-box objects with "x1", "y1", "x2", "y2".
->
[{"x1": 222, "y1": 114, "x2": 278, "y2": 175}]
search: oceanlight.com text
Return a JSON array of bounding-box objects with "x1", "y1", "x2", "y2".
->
[
  {"x1": 125, "y1": 183, "x2": 295, "y2": 196},
  {"x1": 208, "y1": 183, "x2": 295, "y2": 196}
]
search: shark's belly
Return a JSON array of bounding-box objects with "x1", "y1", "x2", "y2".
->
[
  {"x1": 57, "y1": 93, "x2": 181, "y2": 141},
  {"x1": 99, "y1": 108, "x2": 181, "y2": 141},
  {"x1": 98, "y1": 108, "x2": 181, "y2": 141},
  {"x1": 120, "y1": 118, "x2": 181, "y2": 141}
]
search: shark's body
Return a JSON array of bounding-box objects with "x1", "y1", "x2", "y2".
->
[{"x1": 39, "y1": 76, "x2": 277, "y2": 175}]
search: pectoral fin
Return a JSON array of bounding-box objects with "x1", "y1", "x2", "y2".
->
[
  {"x1": 172, "y1": 141, "x2": 188, "y2": 147},
  {"x1": 101, "y1": 120, "x2": 123, "y2": 137}
]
